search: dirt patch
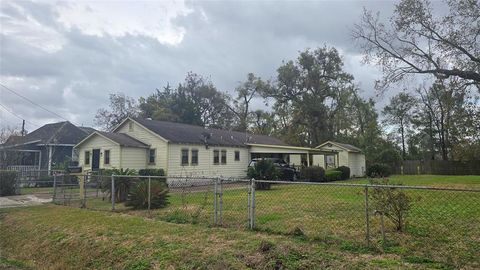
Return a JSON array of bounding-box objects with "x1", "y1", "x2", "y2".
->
[{"x1": 0, "y1": 195, "x2": 52, "y2": 208}]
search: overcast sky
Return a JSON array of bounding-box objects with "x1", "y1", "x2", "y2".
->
[{"x1": 0, "y1": 0, "x2": 397, "y2": 131}]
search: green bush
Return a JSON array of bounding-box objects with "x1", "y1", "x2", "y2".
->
[
  {"x1": 325, "y1": 170, "x2": 342, "y2": 181},
  {"x1": 366, "y1": 163, "x2": 391, "y2": 177},
  {"x1": 138, "y1": 169, "x2": 165, "y2": 176},
  {"x1": 0, "y1": 170, "x2": 17, "y2": 196},
  {"x1": 336, "y1": 166, "x2": 351, "y2": 180},
  {"x1": 369, "y1": 178, "x2": 412, "y2": 231},
  {"x1": 125, "y1": 179, "x2": 169, "y2": 209},
  {"x1": 101, "y1": 168, "x2": 138, "y2": 202},
  {"x1": 247, "y1": 159, "x2": 280, "y2": 190},
  {"x1": 36, "y1": 176, "x2": 54, "y2": 187},
  {"x1": 299, "y1": 166, "x2": 325, "y2": 182}
]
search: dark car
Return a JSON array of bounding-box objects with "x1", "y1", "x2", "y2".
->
[{"x1": 248, "y1": 158, "x2": 297, "y2": 181}]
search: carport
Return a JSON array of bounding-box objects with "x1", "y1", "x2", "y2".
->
[{"x1": 246, "y1": 143, "x2": 338, "y2": 169}]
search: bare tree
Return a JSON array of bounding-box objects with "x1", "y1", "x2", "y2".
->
[
  {"x1": 353, "y1": 0, "x2": 480, "y2": 91},
  {"x1": 95, "y1": 93, "x2": 139, "y2": 131}
]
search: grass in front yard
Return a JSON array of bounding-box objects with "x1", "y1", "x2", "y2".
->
[
  {"x1": 0, "y1": 204, "x2": 428, "y2": 270},
  {"x1": 74, "y1": 175, "x2": 479, "y2": 268}
]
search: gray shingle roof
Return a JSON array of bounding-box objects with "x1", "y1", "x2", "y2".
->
[
  {"x1": 97, "y1": 132, "x2": 149, "y2": 148},
  {"x1": 2, "y1": 121, "x2": 95, "y2": 147},
  {"x1": 131, "y1": 118, "x2": 288, "y2": 147}
]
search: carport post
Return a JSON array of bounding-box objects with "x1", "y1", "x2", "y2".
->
[{"x1": 111, "y1": 175, "x2": 115, "y2": 211}]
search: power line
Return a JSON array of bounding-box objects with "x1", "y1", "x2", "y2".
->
[
  {"x1": 0, "y1": 83, "x2": 78, "y2": 125},
  {"x1": 0, "y1": 102, "x2": 42, "y2": 127}
]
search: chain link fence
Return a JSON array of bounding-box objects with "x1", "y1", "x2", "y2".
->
[{"x1": 4, "y1": 171, "x2": 478, "y2": 266}]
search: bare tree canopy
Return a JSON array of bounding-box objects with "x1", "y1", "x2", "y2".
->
[{"x1": 353, "y1": 0, "x2": 480, "y2": 91}]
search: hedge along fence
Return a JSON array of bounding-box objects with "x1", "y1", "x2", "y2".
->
[
  {"x1": 394, "y1": 160, "x2": 480, "y2": 175},
  {"x1": 0, "y1": 170, "x2": 18, "y2": 196}
]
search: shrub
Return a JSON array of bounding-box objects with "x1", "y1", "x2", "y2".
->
[
  {"x1": 138, "y1": 169, "x2": 165, "y2": 176},
  {"x1": 369, "y1": 178, "x2": 412, "y2": 231},
  {"x1": 247, "y1": 159, "x2": 280, "y2": 190},
  {"x1": 125, "y1": 179, "x2": 169, "y2": 209},
  {"x1": 366, "y1": 163, "x2": 391, "y2": 177},
  {"x1": 299, "y1": 166, "x2": 325, "y2": 182},
  {"x1": 36, "y1": 176, "x2": 54, "y2": 187},
  {"x1": 325, "y1": 170, "x2": 342, "y2": 181},
  {"x1": 101, "y1": 168, "x2": 138, "y2": 202},
  {"x1": 0, "y1": 170, "x2": 17, "y2": 196},
  {"x1": 336, "y1": 166, "x2": 351, "y2": 180}
]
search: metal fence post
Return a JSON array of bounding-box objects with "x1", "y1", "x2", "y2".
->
[
  {"x1": 148, "y1": 176, "x2": 151, "y2": 211},
  {"x1": 111, "y1": 174, "x2": 115, "y2": 211},
  {"x1": 219, "y1": 177, "x2": 223, "y2": 225},
  {"x1": 364, "y1": 185, "x2": 370, "y2": 246},
  {"x1": 53, "y1": 174, "x2": 57, "y2": 203},
  {"x1": 83, "y1": 175, "x2": 87, "y2": 208},
  {"x1": 250, "y1": 178, "x2": 256, "y2": 230},
  {"x1": 213, "y1": 177, "x2": 218, "y2": 225}
]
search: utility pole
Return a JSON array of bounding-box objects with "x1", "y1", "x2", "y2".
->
[{"x1": 21, "y1": 119, "x2": 25, "y2": 136}]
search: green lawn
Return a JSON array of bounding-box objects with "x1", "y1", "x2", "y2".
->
[{"x1": 1, "y1": 175, "x2": 479, "y2": 269}]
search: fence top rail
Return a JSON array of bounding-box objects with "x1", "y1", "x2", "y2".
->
[
  {"x1": 110, "y1": 175, "x2": 250, "y2": 181},
  {"x1": 254, "y1": 179, "x2": 480, "y2": 193}
]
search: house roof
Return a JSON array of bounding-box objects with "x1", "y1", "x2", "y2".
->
[
  {"x1": 1, "y1": 121, "x2": 95, "y2": 148},
  {"x1": 316, "y1": 141, "x2": 363, "y2": 153},
  {"x1": 96, "y1": 132, "x2": 149, "y2": 148},
  {"x1": 126, "y1": 118, "x2": 289, "y2": 148}
]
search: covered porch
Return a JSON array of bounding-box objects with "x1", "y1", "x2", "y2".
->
[{"x1": 0, "y1": 149, "x2": 41, "y2": 170}]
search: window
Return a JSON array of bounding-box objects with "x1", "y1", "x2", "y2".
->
[
  {"x1": 104, "y1": 150, "x2": 110, "y2": 165},
  {"x1": 181, "y1": 149, "x2": 189, "y2": 166},
  {"x1": 191, "y1": 149, "x2": 198, "y2": 165},
  {"x1": 221, "y1": 150, "x2": 227, "y2": 164},
  {"x1": 128, "y1": 122, "x2": 134, "y2": 132},
  {"x1": 213, "y1": 150, "x2": 219, "y2": 165},
  {"x1": 84, "y1": 151, "x2": 90, "y2": 165},
  {"x1": 234, "y1": 151, "x2": 240, "y2": 161},
  {"x1": 149, "y1": 149, "x2": 156, "y2": 164}
]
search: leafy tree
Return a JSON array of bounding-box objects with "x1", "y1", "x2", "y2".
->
[
  {"x1": 95, "y1": 93, "x2": 139, "y2": 131},
  {"x1": 353, "y1": 0, "x2": 480, "y2": 92},
  {"x1": 382, "y1": 92, "x2": 417, "y2": 159},
  {"x1": 138, "y1": 73, "x2": 234, "y2": 129},
  {"x1": 265, "y1": 46, "x2": 356, "y2": 146},
  {"x1": 227, "y1": 73, "x2": 270, "y2": 131},
  {"x1": 413, "y1": 78, "x2": 477, "y2": 160}
]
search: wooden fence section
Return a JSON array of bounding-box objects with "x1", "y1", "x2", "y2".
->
[{"x1": 393, "y1": 160, "x2": 480, "y2": 175}]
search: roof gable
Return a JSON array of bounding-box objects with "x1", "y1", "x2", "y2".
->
[
  {"x1": 75, "y1": 131, "x2": 149, "y2": 148},
  {"x1": 316, "y1": 141, "x2": 362, "y2": 152},
  {"x1": 1, "y1": 121, "x2": 95, "y2": 148}
]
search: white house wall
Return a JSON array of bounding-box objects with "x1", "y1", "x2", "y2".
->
[
  {"x1": 76, "y1": 135, "x2": 120, "y2": 171},
  {"x1": 116, "y1": 120, "x2": 168, "y2": 171},
  {"x1": 167, "y1": 144, "x2": 249, "y2": 178},
  {"x1": 121, "y1": 147, "x2": 147, "y2": 171},
  {"x1": 348, "y1": 153, "x2": 366, "y2": 177}
]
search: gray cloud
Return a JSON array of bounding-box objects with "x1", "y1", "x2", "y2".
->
[{"x1": 0, "y1": 0, "x2": 397, "y2": 131}]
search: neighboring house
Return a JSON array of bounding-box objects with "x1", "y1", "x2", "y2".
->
[
  {"x1": 0, "y1": 121, "x2": 95, "y2": 173},
  {"x1": 74, "y1": 117, "x2": 366, "y2": 178},
  {"x1": 315, "y1": 141, "x2": 366, "y2": 177}
]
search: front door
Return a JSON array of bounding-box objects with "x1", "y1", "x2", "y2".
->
[{"x1": 92, "y1": 149, "x2": 100, "y2": 171}]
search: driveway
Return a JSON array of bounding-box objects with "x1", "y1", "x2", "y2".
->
[{"x1": 0, "y1": 195, "x2": 52, "y2": 208}]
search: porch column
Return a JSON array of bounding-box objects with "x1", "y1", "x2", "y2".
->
[
  {"x1": 307, "y1": 153, "x2": 310, "y2": 167},
  {"x1": 48, "y1": 145, "x2": 53, "y2": 174}
]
